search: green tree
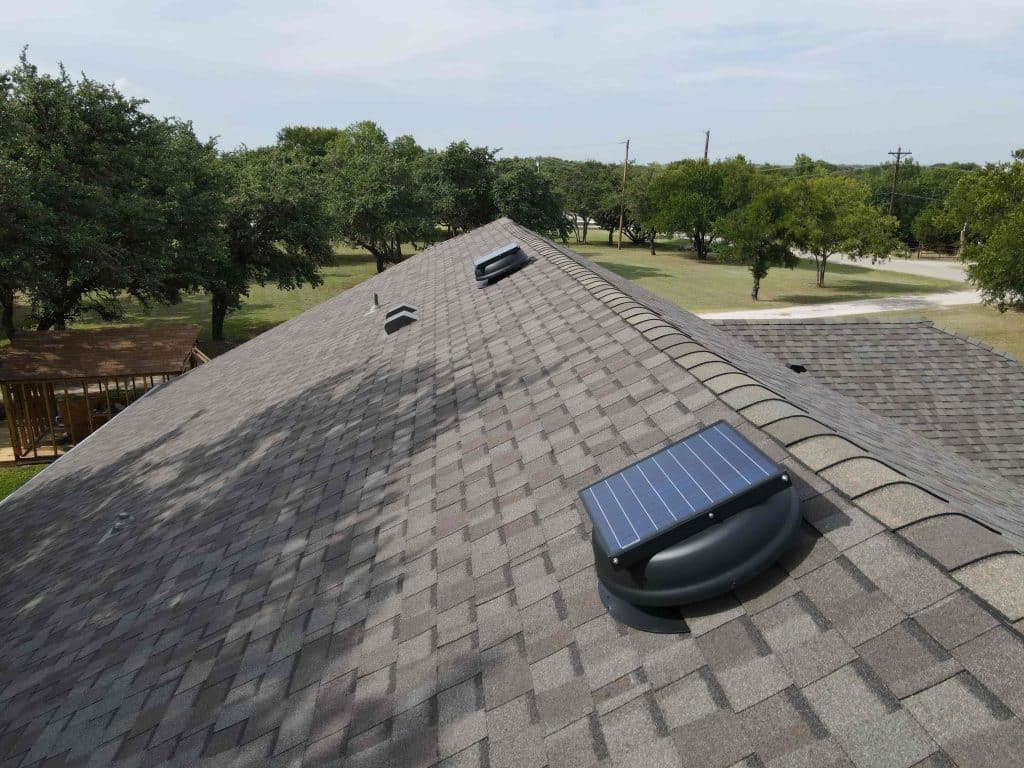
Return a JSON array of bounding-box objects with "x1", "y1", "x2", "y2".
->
[
  {"x1": 492, "y1": 160, "x2": 568, "y2": 239},
  {"x1": 555, "y1": 160, "x2": 617, "y2": 243},
  {"x1": 276, "y1": 125, "x2": 345, "y2": 156},
  {"x1": 187, "y1": 147, "x2": 334, "y2": 340},
  {"x1": 326, "y1": 122, "x2": 436, "y2": 273},
  {"x1": 0, "y1": 52, "x2": 198, "y2": 331},
  {"x1": 0, "y1": 68, "x2": 41, "y2": 339},
  {"x1": 946, "y1": 155, "x2": 1024, "y2": 309},
  {"x1": 647, "y1": 157, "x2": 759, "y2": 261},
  {"x1": 911, "y1": 205, "x2": 960, "y2": 251},
  {"x1": 718, "y1": 188, "x2": 798, "y2": 300},
  {"x1": 434, "y1": 141, "x2": 498, "y2": 235},
  {"x1": 786, "y1": 175, "x2": 899, "y2": 287},
  {"x1": 625, "y1": 164, "x2": 664, "y2": 253}
]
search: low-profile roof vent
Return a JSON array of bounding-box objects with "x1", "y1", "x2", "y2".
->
[
  {"x1": 384, "y1": 304, "x2": 418, "y2": 335},
  {"x1": 787, "y1": 363, "x2": 807, "y2": 373},
  {"x1": 474, "y1": 242, "x2": 530, "y2": 287},
  {"x1": 579, "y1": 420, "x2": 801, "y2": 634}
]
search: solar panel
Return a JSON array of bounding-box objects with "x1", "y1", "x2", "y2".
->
[{"x1": 580, "y1": 420, "x2": 790, "y2": 567}]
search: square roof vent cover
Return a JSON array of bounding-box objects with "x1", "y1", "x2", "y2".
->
[
  {"x1": 384, "y1": 304, "x2": 418, "y2": 334},
  {"x1": 474, "y1": 242, "x2": 529, "y2": 286}
]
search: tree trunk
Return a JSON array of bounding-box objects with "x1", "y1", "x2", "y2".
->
[
  {"x1": 693, "y1": 230, "x2": 708, "y2": 261},
  {"x1": 582, "y1": 219, "x2": 588, "y2": 243},
  {"x1": 375, "y1": 250, "x2": 385, "y2": 273},
  {"x1": 211, "y1": 293, "x2": 228, "y2": 341},
  {"x1": 0, "y1": 288, "x2": 14, "y2": 341},
  {"x1": 751, "y1": 276, "x2": 760, "y2": 300},
  {"x1": 608, "y1": 228, "x2": 614, "y2": 245},
  {"x1": 815, "y1": 256, "x2": 827, "y2": 288},
  {"x1": 650, "y1": 233, "x2": 656, "y2": 256}
]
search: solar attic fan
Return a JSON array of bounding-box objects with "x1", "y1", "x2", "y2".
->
[{"x1": 580, "y1": 420, "x2": 801, "y2": 634}]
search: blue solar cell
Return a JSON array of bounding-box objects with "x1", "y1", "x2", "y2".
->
[{"x1": 579, "y1": 420, "x2": 788, "y2": 566}]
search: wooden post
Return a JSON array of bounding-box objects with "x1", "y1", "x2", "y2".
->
[
  {"x1": 83, "y1": 380, "x2": 95, "y2": 434},
  {"x1": 103, "y1": 379, "x2": 113, "y2": 420},
  {"x1": 62, "y1": 381, "x2": 76, "y2": 444},
  {"x1": 2, "y1": 383, "x2": 22, "y2": 459},
  {"x1": 20, "y1": 383, "x2": 36, "y2": 459},
  {"x1": 42, "y1": 383, "x2": 58, "y2": 457}
]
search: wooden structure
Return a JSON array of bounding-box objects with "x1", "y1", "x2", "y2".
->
[{"x1": 0, "y1": 326, "x2": 206, "y2": 462}]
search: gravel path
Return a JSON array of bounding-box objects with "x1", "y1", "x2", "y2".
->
[{"x1": 700, "y1": 289, "x2": 982, "y2": 320}]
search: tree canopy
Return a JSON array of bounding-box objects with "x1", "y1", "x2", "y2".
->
[
  {"x1": 433, "y1": 141, "x2": 499, "y2": 235},
  {"x1": 492, "y1": 160, "x2": 567, "y2": 239},
  {"x1": 551, "y1": 160, "x2": 617, "y2": 243},
  {"x1": 183, "y1": 147, "x2": 335, "y2": 340},
  {"x1": 325, "y1": 122, "x2": 436, "y2": 273},
  {"x1": 946, "y1": 156, "x2": 1024, "y2": 309},
  {"x1": 717, "y1": 187, "x2": 798, "y2": 300},
  {"x1": 0, "y1": 52, "x2": 202, "y2": 333},
  {"x1": 646, "y1": 158, "x2": 757, "y2": 260},
  {"x1": 785, "y1": 175, "x2": 899, "y2": 287}
]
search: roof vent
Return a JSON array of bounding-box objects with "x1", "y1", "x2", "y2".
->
[
  {"x1": 787, "y1": 364, "x2": 807, "y2": 373},
  {"x1": 579, "y1": 420, "x2": 801, "y2": 633},
  {"x1": 384, "y1": 304, "x2": 418, "y2": 335},
  {"x1": 474, "y1": 242, "x2": 529, "y2": 287},
  {"x1": 366, "y1": 293, "x2": 380, "y2": 315}
]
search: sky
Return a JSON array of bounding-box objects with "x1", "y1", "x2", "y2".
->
[{"x1": 3, "y1": 1, "x2": 1023, "y2": 166}]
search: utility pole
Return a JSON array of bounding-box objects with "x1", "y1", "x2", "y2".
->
[
  {"x1": 887, "y1": 146, "x2": 911, "y2": 215},
  {"x1": 704, "y1": 130, "x2": 710, "y2": 162},
  {"x1": 617, "y1": 138, "x2": 630, "y2": 251}
]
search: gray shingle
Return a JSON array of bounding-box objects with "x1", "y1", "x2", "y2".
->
[
  {"x1": 902, "y1": 672, "x2": 1020, "y2": 768},
  {"x1": 901, "y1": 516, "x2": 1013, "y2": 570},
  {"x1": 856, "y1": 620, "x2": 962, "y2": 698},
  {"x1": 913, "y1": 591, "x2": 1001, "y2": 651},
  {"x1": 954, "y1": 554, "x2": 1024, "y2": 621},
  {"x1": 714, "y1": 319, "x2": 1024, "y2": 486},
  {"x1": 846, "y1": 533, "x2": 958, "y2": 614},
  {"x1": 3, "y1": 219, "x2": 1023, "y2": 768}
]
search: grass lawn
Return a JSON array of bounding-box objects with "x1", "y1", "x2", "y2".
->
[
  {"x1": 7, "y1": 245, "x2": 382, "y2": 355},
  {"x1": 572, "y1": 240, "x2": 964, "y2": 312},
  {"x1": 861, "y1": 304, "x2": 1024, "y2": 363},
  {"x1": 0, "y1": 464, "x2": 46, "y2": 501}
]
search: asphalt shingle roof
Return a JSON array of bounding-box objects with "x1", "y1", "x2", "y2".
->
[
  {"x1": 3, "y1": 219, "x2": 1024, "y2": 767},
  {"x1": 712, "y1": 319, "x2": 1024, "y2": 485}
]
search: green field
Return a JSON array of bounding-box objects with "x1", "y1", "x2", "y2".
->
[
  {"x1": 2, "y1": 239, "x2": 965, "y2": 354},
  {"x1": 573, "y1": 240, "x2": 963, "y2": 312},
  {"x1": 7, "y1": 246, "x2": 382, "y2": 355},
  {"x1": 0, "y1": 464, "x2": 46, "y2": 502}
]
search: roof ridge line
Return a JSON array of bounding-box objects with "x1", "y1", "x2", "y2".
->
[{"x1": 507, "y1": 221, "x2": 1024, "y2": 631}]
